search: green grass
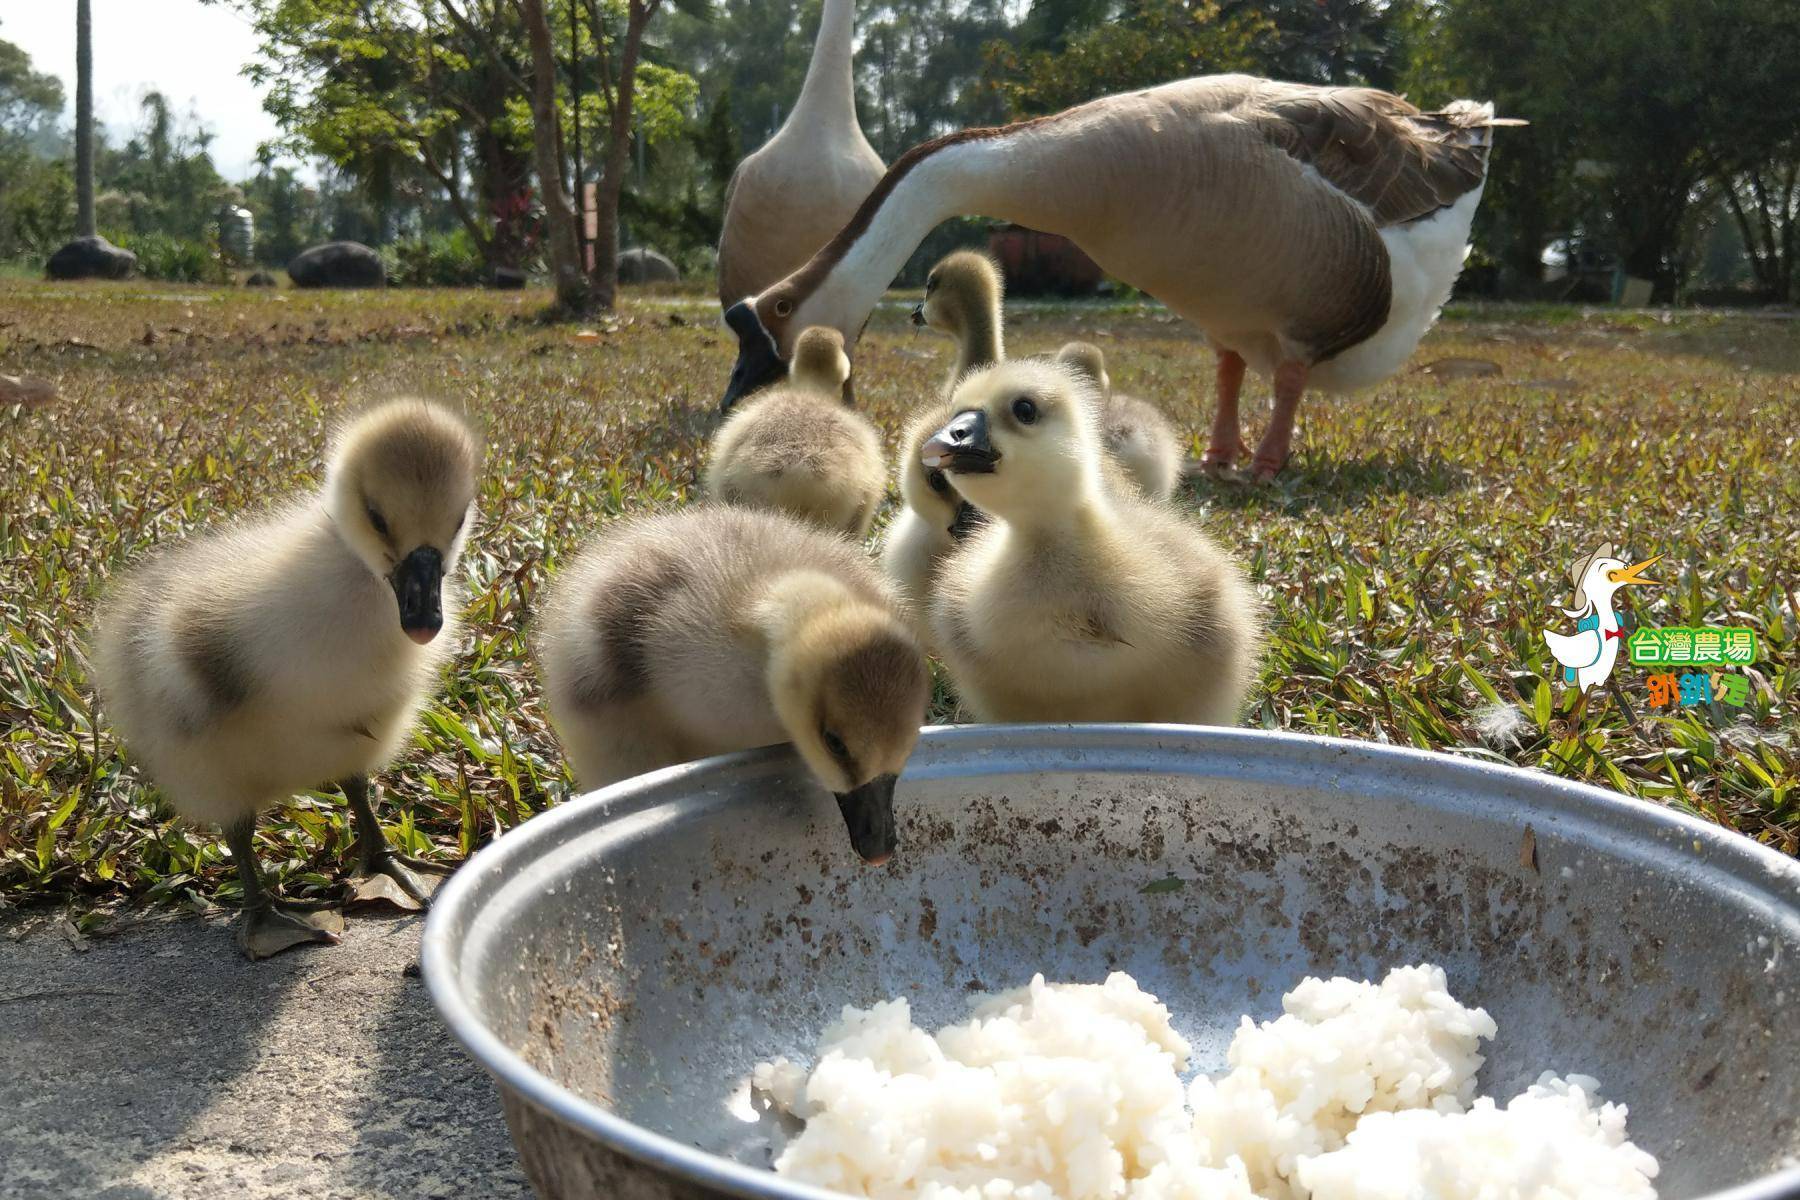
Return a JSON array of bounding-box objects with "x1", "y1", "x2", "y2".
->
[{"x1": 2, "y1": 279, "x2": 1795, "y2": 920}]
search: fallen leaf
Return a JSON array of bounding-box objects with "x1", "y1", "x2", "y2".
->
[
  {"x1": 0, "y1": 374, "x2": 57, "y2": 408},
  {"x1": 1418, "y1": 356, "x2": 1503, "y2": 379}
]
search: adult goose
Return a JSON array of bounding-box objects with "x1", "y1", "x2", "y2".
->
[
  {"x1": 720, "y1": 75, "x2": 1516, "y2": 480},
  {"x1": 715, "y1": 0, "x2": 884, "y2": 309}
]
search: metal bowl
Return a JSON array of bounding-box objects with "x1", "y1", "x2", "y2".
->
[{"x1": 424, "y1": 726, "x2": 1800, "y2": 1200}]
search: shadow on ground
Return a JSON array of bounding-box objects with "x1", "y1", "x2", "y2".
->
[{"x1": 0, "y1": 908, "x2": 529, "y2": 1200}]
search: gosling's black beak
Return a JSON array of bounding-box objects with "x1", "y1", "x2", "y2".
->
[
  {"x1": 948, "y1": 500, "x2": 987, "y2": 541},
  {"x1": 909, "y1": 302, "x2": 926, "y2": 327},
  {"x1": 920, "y1": 410, "x2": 999, "y2": 475},
  {"x1": 721, "y1": 300, "x2": 784, "y2": 411},
  {"x1": 834, "y1": 773, "x2": 898, "y2": 866},
  {"x1": 390, "y1": 546, "x2": 444, "y2": 644}
]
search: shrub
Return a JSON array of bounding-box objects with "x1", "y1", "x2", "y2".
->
[
  {"x1": 114, "y1": 230, "x2": 232, "y2": 285},
  {"x1": 384, "y1": 228, "x2": 488, "y2": 287}
]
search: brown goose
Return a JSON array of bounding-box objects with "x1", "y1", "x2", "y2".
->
[
  {"x1": 715, "y1": 0, "x2": 884, "y2": 309},
  {"x1": 720, "y1": 75, "x2": 1516, "y2": 481}
]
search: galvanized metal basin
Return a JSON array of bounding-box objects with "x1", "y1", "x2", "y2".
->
[{"x1": 424, "y1": 726, "x2": 1800, "y2": 1200}]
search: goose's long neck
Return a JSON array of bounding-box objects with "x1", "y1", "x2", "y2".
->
[
  {"x1": 955, "y1": 303, "x2": 1003, "y2": 380},
  {"x1": 799, "y1": 135, "x2": 1024, "y2": 341},
  {"x1": 791, "y1": 0, "x2": 857, "y2": 128}
]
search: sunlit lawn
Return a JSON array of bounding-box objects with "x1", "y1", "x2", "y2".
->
[{"x1": 2, "y1": 278, "x2": 1794, "y2": 922}]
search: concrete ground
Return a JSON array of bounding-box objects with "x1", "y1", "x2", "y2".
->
[{"x1": 0, "y1": 908, "x2": 531, "y2": 1199}]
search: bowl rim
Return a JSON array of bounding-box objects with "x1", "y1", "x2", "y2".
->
[{"x1": 423, "y1": 724, "x2": 1800, "y2": 1200}]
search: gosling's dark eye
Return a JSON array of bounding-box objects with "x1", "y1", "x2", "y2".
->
[
  {"x1": 773, "y1": 297, "x2": 794, "y2": 318},
  {"x1": 926, "y1": 469, "x2": 952, "y2": 495},
  {"x1": 925, "y1": 276, "x2": 938, "y2": 295},
  {"x1": 822, "y1": 730, "x2": 849, "y2": 760},
  {"x1": 366, "y1": 506, "x2": 390, "y2": 538},
  {"x1": 1012, "y1": 396, "x2": 1039, "y2": 424}
]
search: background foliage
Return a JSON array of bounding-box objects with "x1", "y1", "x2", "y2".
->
[{"x1": 5, "y1": 1, "x2": 1797, "y2": 299}]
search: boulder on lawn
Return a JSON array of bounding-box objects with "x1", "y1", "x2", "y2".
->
[
  {"x1": 287, "y1": 241, "x2": 386, "y2": 289},
  {"x1": 617, "y1": 247, "x2": 679, "y2": 285},
  {"x1": 492, "y1": 266, "x2": 527, "y2": 290},
  {"x1": 45, "y1": 235, "x2": 137, "y2": 281},
  {"x1": 244, "y1": 270, "x2": 278, "y2": 288}
]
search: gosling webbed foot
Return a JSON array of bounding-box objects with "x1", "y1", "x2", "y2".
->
[
  {"x1": 236, "y1": 900, "x2": 344, "y2": 961},
  {"x1": 348, "y1": 851, "x2": 452, "y2": 912},
  {"x1": 341, "y1": 773, "x2": 452, "y2": 911}
]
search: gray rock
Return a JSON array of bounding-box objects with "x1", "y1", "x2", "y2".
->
[
  {"x1": 46, "y1": 235, "x2": 137, "y2": 281},
  {"x1": 243, "y1": 270, "x2": 278, "y2": 288},
  {"x1": 491, "y1": 266, "x2": 527, "y2": 290},
  {"x1": 287, "y1": 241, "x2": 386, "y2": 289},
  {"x1": 617, "y1": 247, "x2": 679, "y2": 285}
]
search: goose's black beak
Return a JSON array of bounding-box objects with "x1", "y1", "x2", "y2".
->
[
  {"x1": 721, "y1": 301, "x2": 784, "y2": 411},
  {"x1": 391, "y1": 546, "x2": 444, "y2": 644},
  {"x1": 920, "y1": 409, "x2": 999, "y2": 475},
  {"x1": 909, "y1": 302, "x2": 926, "y2": 327},
  {"x1": 834, "y1": 773, "x2": 898, "y2": 865}
]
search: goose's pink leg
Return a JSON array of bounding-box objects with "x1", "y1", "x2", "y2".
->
[
  {"x1": 1203, "y1": 350, "x2": 1250, "y2": 471},
  {"x1": 1250, "y1": 361, "x2": 1307, "y2": 483}
]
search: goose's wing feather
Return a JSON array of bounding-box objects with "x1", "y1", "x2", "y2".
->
[
  {"x1": 1543, "y1": 626, "x2": 1602, "y2": 670},
  {"x1": 1249, "y1": 86, "x2": 1509, "y2": 227}
]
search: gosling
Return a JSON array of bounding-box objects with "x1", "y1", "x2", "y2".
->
[
  {"x1": 538, "y1": 505, "x2": 930, "y2": 864},
  {"x1": 909, "y1": 249, "x2": 1004, "y2": 390},
  {"x1": 878, "y1": 402, "x2": 986, "y2": 631},
  {"x1": 701, "y1": 327, "x2": 886, "y2": 540},
  {"x1": 923, "y1": 361, "x2": 1263, "y2": 725},
  {"x1": 92, "y1": 400, "x2": 481, "y2": 959},
  {"x1": 910, "y1": 252, "x2": 1181, "y2": 507},
  {"x1": 879, "y1": 251, "x2": 1006, "y2": 622},
  {"x1": 1056, "y1": 340, "x2": 1184, "y2": 503}
]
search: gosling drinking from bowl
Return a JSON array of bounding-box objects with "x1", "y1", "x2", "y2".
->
[
  {"x1": 924, "y1": 360, "x2": 1264, "y2": 724},
  {"x1": 702, "y1": 327, "x2": 886, "y2": 540},
  {"x1": 537, "y1": 505, "x2": 929, "y2": 864},
  {"x1": 92, "y1": 399, "x2": 481, "y2": 959}
]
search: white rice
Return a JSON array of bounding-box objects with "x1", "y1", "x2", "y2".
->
[{"x1": 752, "y1": 965, "x2": 1658, "y2": 1200}]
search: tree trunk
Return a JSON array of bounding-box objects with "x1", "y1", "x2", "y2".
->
[
  {"x1": 75, "y1": 0, "x2": 96, "y2": 238},
  {"x1": 520, "y1": 0, "x2": 591, "y2": 314},
  {"x1": 588, "y1": 1, "x2": 650, "y2": 311}
]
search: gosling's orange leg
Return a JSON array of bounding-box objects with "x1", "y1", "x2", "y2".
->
[
  {"x1": 1203, "y1": 349, "x2": 1251, "y2": 471},
  {"x1": 1251, "y1": 361, "x2": 1307, "y2": 482}
]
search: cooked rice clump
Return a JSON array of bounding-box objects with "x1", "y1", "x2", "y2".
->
[{"x1": 753, "y1": 965, "x2": 1658, "y2": 1200}]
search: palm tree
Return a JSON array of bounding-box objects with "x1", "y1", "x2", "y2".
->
[
  {"x1": 46, "y1": 0, "x2": 136, "y2": 279},
  {"x1": 74, "y1": 0, "x2": 95, "y2": 238}
]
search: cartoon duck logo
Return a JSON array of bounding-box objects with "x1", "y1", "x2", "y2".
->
[{"x1": 1541, "y1": 544, "x2": 1661, "y2": 692}]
